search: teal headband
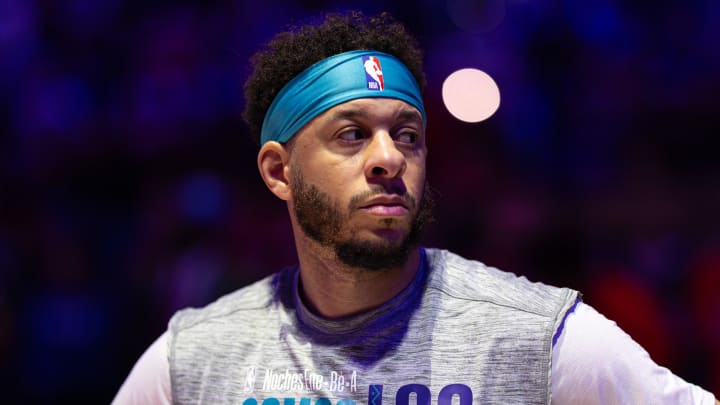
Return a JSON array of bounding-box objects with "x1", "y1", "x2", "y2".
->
[{"x1": 260, "y1": 50, "x2": 426, "y2": 145}]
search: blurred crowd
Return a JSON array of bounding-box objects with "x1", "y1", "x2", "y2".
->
[{"x1": 0, "y1": 0, "x2": 718, "y2": 402}]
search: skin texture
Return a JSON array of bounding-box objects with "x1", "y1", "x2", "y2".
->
[
  {"x1": 290, "y1": 165, "x2": 433, "y2": 271},
  {"x1": 257, "y1": 98, "x2": 427, "y2": 318}
]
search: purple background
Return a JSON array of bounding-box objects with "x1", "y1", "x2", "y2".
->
[{"x1": 1, "y1": 0, "x2": 719, "y2": 402}]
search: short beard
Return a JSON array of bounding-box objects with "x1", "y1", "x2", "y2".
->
[{"x1": 291, "y1": 168, "x2": 434, "y2": 271}]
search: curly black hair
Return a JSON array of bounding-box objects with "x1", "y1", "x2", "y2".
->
[{"x1": 242, "y1": 11, "x2": 426, "y2": 146}]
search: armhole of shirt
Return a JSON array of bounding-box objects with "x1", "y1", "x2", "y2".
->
[{"x1": 552, "y1": 297, "x2": 580, "y2": 347}]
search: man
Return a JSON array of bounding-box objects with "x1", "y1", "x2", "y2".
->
[{"x1": 114, "y1": 11, "x2": 718, "y2": 404}]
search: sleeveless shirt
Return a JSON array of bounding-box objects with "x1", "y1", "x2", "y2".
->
[{"x1": 168, "y1": 248, "x2": 579, "y2": 405}]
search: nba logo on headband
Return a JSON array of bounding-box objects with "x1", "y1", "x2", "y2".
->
[{"x1": 362, "y1": 56, "x2": 384, "y2": 91}]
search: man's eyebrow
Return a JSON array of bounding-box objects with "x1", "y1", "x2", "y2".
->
[
  {"x1": 331, "y1": 108, "x2": 422, "y2": 122},
  {"x1": 397, "y1": 109, "x2": 423, "y2": 123}
]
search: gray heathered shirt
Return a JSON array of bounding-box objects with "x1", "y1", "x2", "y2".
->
[{"x1": 168, "y1": 248, "x2": 579, "y2": 405}]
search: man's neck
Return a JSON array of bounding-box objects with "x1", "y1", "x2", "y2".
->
[{"x1": 295, "y1": 240, "x2": 422, "y2": 319}]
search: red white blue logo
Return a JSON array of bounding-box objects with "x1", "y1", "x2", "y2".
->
[{"x1": 362, "y1": 56, "x2": 384, "y2": 91}]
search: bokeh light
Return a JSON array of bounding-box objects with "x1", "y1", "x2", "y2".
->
[{"x1": 441, "y1": 68, "x2": 501, "y2": 123}]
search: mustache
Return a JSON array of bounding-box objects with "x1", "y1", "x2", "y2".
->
[{"x1": 348, "y1": 186, "x2": 417, "y2": 211}]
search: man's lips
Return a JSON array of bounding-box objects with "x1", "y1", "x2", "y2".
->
[
  {"x1": 358, "y1": 196, "x2": 410, "y2": 216},
  {"x1": 361, "y1": 204, "x2": 409, "y2": 216}
]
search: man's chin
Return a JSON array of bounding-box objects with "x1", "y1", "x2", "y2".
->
[
  {"x1": 353, "y1": 215, "x2": 415, "y2": 237},
  {"x1": 354, "y1": 226, "x2": 412, "y2": 243},
  {"x1": 334, "y1": 237, "x2": 415, "y2": 271}
]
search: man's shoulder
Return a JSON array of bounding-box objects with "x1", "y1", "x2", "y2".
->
[
  {"x1": 168, "y1": 266, "x2": 295, "y2": 336},
  {"x1": 424, "y1": 248, "x2": 578, "y2": 318}
]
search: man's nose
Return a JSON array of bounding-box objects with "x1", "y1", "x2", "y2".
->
[{"x1": 364, "y1": 131, "x2": 406, "y2": 180}]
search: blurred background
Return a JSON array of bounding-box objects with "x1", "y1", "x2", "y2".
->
[{"x1": 1, "y1": 0, "x2": 719, "y2": 402}]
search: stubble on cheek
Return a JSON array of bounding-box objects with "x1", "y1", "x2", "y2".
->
[{"x1": 289, "y1": 160, "x2": 435, "y2": 270}]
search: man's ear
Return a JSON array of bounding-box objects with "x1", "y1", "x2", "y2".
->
[{"x1": 257, "y1": 141, "x2": 291, "y2": 201}]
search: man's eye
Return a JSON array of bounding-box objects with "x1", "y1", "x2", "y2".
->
[
  {"x1": 338, "y1": 129, "x2": 364, "y2": 141},
  {"x1": 396, "y1": 131, "x2": 418, "y2": 144}
]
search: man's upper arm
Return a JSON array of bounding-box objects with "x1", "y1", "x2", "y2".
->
[
  {"x1": 112, "y1": 332, "x2": 172, "y2": 405},
  {"x1": 551, "y1": 302, "x2": 716, "y2": 404}
]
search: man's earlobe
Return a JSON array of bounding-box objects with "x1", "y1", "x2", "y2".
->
[{"x1": 257, "y1": 141, "x2": 291, "y2": 201}]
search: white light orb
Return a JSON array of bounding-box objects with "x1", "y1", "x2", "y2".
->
[{"x1": 442, "y1": 68, "x2": 501, "y2": 123}]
